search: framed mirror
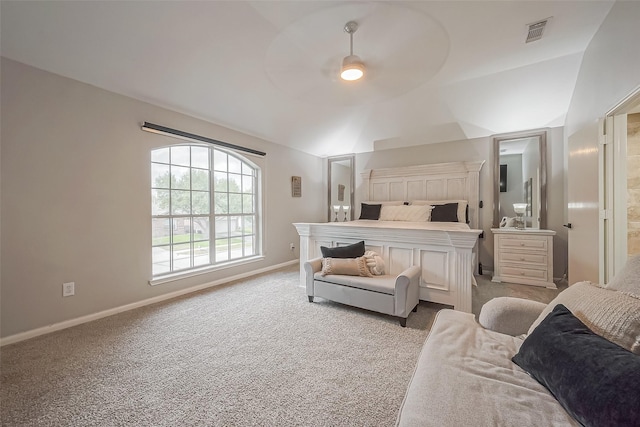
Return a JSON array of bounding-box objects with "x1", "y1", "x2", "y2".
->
[
  {"x1": 327, "y1": 155, "x2": 355, "y2": 222},
  {"x1": 493, "y1": 130, "x2": 547, "y2": 229}
]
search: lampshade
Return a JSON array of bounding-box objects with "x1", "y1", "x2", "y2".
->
[
  {"x1": 341, "y1": 55, "x2": 365, "y2": 81},
  {"x1": 513, "y1": 203, "x2": 527, "y2": 215}
]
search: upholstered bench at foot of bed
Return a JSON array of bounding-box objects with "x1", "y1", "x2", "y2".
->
[{"x1": 304, "y1": 257, "x2": 420, "y2": 327}]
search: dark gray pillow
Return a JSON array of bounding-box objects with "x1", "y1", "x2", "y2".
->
[
  {"x1": 359, "y1": 203, "x2": 381, "y2": 220},
  {"x1": 430, "y1": 203, "x2": 459, "y2": 222},
  {"x1": 320, "y1": 241, "x2": 365, "y2": 259},
  {"x1": 512, "y1": 304, "x2": 640, "y2": 427}
]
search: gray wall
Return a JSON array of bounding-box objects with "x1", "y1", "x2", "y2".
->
[
  {"x1": 355, "y1": 126, "x2": 567, "y2": 278},
  {"x1": 1, "y1": 58, "x2": 324, "y2": 338}
]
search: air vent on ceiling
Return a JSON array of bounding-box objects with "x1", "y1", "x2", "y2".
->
[{"x1": 526, "y1": 19, "x2": 549, "y2": 43}]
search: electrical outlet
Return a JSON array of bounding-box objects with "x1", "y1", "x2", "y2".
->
[
  {"x1": 62, "y1": 282, "x2": 75, "y2": 297},
  {"x1": 289, "y1": 243, "x2": 295, "y2": 251}
]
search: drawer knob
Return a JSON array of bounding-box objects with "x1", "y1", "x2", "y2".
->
[
  {"x1": 520, "y1": 243, "x2": 525, "y2": 246},
  {"x1": 520, "y1": 257, "x2": 525, "y2": 261},
  {"x1": 521, "y1": 272, "x2": 525, "y2": 275}
]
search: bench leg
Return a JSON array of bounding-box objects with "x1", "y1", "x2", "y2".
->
[
  {"x1": 399, "y1": 317, "x2": 407, "y2": 327},
  {"x1": 308, "y1": 296, "x2": 314, "y2": 303}
]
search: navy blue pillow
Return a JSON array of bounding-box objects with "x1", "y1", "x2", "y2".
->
[
  {"x1": 430, "y1": 203, "x2": 459, "y2": 222},
  {"x1": 320, "y1": 241, "x2": 365, "y2": 259},
  {"x1": 359, "y1": 203, "x2": 381, "y2": 220},
  {"x1": 512, "y1": 304, "x2": 640, "y2": 427}
]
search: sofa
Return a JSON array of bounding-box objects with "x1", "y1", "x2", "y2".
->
[
  {"x1": 304, "y1": 242, "x2": 421, "y2": 327},
  {"x1": 396, "y1": 256, "x2": 640, "y2": 427}
]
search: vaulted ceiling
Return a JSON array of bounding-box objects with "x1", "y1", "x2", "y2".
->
[{"x1": 0, "y1": 1, "x2": 614, "y2": 157}]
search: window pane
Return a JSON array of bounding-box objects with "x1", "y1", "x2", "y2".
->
[
  {"x1": 214, "y1": 193, "x2": 228, "y2": 214},
  {"x1": 228, "y1": 173, "x2": 242, "y2": 193},
  {"x1": 242, "y1": 195, "x2": 253, "y2": 214},
  {"x1": 171, "y1": 190, "x2": 191, "y2": 214},
  {"x1": 152, "y1": 189, "x2": 170, "y2": 215},
  {"x1": 152, "y1": 218, "x2": 171, "y2": 246},
  {"x1": 215, "y1": 238, "x2": 229, "y2": 262},
  {"x1": 173, "y1": 243, "x2": 191, "y2": 270},
  {"x1": 152, "y1": 163, "x2": 170, "y2": 188},
  {"x1": 193, "y1": 217, "x2": 209, "y2": 241},
  {"x1": 242, "y1": 163, "x2": 254, "y2": 176},
  {"x1": 228, "y1": 156, "x2": 241, "y2": 174},
  {"x1": 243, "y1": 236, "x2": 255, "y2": 256},
  {"x1": 214, "y1": 150, "x2": 227, "y2": 172},
  {"x1": 242, "y1": 175, "x2": 253, "y2": 193},
  {"x1": 152, "y1": 147, "x2": 169, "y2": 164},
  {"x1": 243, "y1": 216, "x2": 254, "y2": 235},
  {"x1": 229, "y1": 216, "x2": 242, "y2": 237},
  {"x1": 229, "y1": 194, "x2": 242, "y2": 214},
  {"x1": 171, "y1": 146, "x2": 190, "y2": 167},
  {"x1": 214, "y1": 172, "x2": 228, "y2": 192},
  {"x1": 215, "y1": 217, "x2": 229, "y2": 239},
  {"x1": 191, "y1": 146, "x2": 209, "y2": 169},
  {"x1": 192, "y1": 191, "x2": 210, "y2": 215},
  {"x1": 172, "y1": 218, "x2": 191, "y2": 243},
  {"x1": 194, "y1": 240, "x2": 210, "y2": 267},
  {"x1": 192, "y1": 169, "x2": 209, "y2": 191},
  {"x1": 230, "y1": 236, "x2": 243, "y2": 259},
  {"x1": 171, "y1": 166, "x2": 190, "y2": 190},
  {"x1": 152, "y1": 245, "x2": 171, "y2": 275}
]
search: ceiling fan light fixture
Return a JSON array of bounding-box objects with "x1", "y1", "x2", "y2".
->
[
  {"x1": 340, "y1": 21, "x2": 365, "y2": 81},
  {"x1": 341, "y1": 55, "x2": 364, "y2": 81}
]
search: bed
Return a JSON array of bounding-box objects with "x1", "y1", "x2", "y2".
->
[{"x1": 294, "y1": 161, "x2": 484, "y2": 313}]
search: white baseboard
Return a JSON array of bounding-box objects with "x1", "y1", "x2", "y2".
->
[{"x1": 1, "y1": 259, "x2": 299, "y2": 347}]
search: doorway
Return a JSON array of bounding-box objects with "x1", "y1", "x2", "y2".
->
[{"x1": 601, "y1": 88, "x2": 640, "y2": 283}]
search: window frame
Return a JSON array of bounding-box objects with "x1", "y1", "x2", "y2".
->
[{"x1": 150, "y1": 143, "x2": 263, "y2": 284}]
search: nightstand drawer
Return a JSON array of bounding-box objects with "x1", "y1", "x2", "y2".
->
[
  {"x1": 499, "y1": 238, "x2": 547, "y2": 251},
  {"x1": 501, "y1": 266, "x2": 548, "y2": 281},
  {"x1": 500, "y1": 252, "x2": 547, "y2": 265}
]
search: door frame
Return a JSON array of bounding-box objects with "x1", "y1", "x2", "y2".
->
[{"x1": 601, "y1": 86, "x2": 640, "y2": 283}]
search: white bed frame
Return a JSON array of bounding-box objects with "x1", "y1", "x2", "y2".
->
[{"x1": 295, "y1": 161, "x2": 485, "y2": 313}]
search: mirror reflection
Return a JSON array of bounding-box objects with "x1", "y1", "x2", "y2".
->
[
  {"x1": 493, "y1": 131, "x2": 547, "y2": 229},
  {"x1": 328, "y1": 155, "x2": 355, "y2": 222}
]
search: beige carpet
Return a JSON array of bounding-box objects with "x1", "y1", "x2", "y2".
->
[{"x1": 0, "y1": 266, "x2": 561, "y2": 426}]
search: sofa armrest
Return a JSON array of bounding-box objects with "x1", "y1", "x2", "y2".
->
[
  {"x1": 394, "y1": 265, "x2": 421, "y2": 317},
  {"x1": 303, "y1": 257, "x2": 323, "y2": 296},
  {"x1": 478, "y1": 297, "x2": 547, "y2": 336}
]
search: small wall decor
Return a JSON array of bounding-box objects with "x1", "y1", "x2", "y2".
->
[{"x1": 291, "y1": 176, "x2": 302, "y2": 197}]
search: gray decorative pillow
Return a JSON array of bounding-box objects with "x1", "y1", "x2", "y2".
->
[
  {"x1": 320, "y1": 241, "x2": 365, "y2": 258},
  {"x1": 528, "y1": 281, "x2": 640, "y2": 354},
  {"x1": 359, "y1": 203, "x2": 382, "y2": 220}
]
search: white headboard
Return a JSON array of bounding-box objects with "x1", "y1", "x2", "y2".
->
[{"x1": 360, "y1": 161, "x2": 485, "y2": 229}]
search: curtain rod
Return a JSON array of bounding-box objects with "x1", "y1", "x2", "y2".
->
[{"x1": 141, "y1": 122, "x2": 266, "y2": 157}]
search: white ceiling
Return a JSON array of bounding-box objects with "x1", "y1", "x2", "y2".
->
[{"x1": 0, "y1": 1, "x2": 615, "y2": 157}]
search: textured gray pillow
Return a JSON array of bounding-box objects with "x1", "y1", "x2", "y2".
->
[
  {"x1": 605, "y1": 254, "x2": 640, "y2": 297},
  {"x1": 528, "y1": 281, "x2": 640, "y2": 354}
]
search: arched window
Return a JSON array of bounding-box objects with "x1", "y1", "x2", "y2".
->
[{"x1": 151, "y1": 145, "x2": 260, "y2": 278}]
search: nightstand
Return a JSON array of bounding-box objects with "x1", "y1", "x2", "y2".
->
[{"x1": 491, "y1": 228, "x2": 556, "y2": 289}]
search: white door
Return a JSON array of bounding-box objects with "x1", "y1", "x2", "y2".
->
[{"x1": 566, "y1": 122, "x2": 601, "y2": 284}]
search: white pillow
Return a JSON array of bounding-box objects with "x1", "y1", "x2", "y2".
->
[
  {"x1": 605, "y1": 254, "x2": 640, "y2": 297},
  {"x1": 363, "y1": 250, "x2": 385, "y2": 275},
  {"x1": 411, "y1": 200, "x2": 467, "y2": 223},
  {"x1": 379, "y1": 205, "x2": 432, "y2": 221}
]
